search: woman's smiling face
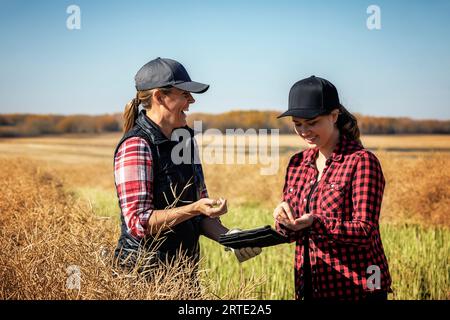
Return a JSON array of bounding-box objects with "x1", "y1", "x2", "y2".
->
[
  {"x1": 292, "y1": 110, "x2": 339, "y2": 147},
  {"x1": 160, "y1": 87, "x2": 195, "y2": 128}
]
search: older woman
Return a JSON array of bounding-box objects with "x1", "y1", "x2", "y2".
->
[
  {"x1": 274, "y1": 76, "x2": 392, "y2": 300},
  {"x1": 114, "y1": 57, "x2": 261, "y2": 271}
]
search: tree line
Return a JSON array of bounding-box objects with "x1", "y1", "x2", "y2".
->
[
  {"x1": 0, "y1": 111, "x2": 449, "y2": 137},
  {"x1": 0, "y1": 114, "x2": 121, "y2": 137}
]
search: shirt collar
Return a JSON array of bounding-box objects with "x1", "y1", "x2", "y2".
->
[
  {"x1": 330, "y1": 135, "x2": 346, "y2": 162},
  {"x1": 303, "y1": 134, "x2": 362, "y2": 165},
  {"x1": 303, "y1": 147, "x2": 318, "y2": 166}
]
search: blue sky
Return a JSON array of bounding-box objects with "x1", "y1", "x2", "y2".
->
[{"x1": 0, "y1": 0, "x2": 449, "y2": 119}]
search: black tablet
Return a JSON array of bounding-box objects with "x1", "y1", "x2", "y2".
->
[{"x1": 218, "y1": 225, "x2": 289, "y2": 249}]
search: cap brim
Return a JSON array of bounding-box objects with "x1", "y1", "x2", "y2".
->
[
  {"x1": 277, "y1": 108, "x2": 325, "y2": 119},
  {"x1": 173, "y1": 81, "x2": 209, "y2": 94}
]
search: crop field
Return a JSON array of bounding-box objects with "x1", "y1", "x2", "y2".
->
[{"x1": 0, "y1": 133, "x2": 449, "y2": 299}]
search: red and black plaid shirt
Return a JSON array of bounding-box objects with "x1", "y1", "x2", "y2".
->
[
  {"x1": 114, "y1": 137, "x2": 208, "y2": 239},
  {"x1": 276, "y1": 135, "x2": 392, "y2": 300}
]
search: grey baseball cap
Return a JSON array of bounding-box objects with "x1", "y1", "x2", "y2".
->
[{"x1": 134, "y1": 57, "x2": 209, "y2": 93}]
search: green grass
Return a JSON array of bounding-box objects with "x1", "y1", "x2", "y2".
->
[
  {"x1": 72, "y1": 187, "x2": 120, "y2": 220},
  {"x1": 72, "y1": 187, "x2": 449, "y2": 300},
  {"x1": 200, "y1": 205, "x2": 450, "y2": 300},
  {"x1": 382, "y1": 224, "x2": 450, "y2": 300},
  {"x1": 200, "y1": 204, "x2": 295, "y2": 299}
]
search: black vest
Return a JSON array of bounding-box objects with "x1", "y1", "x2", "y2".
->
[{"x1": 114, "y1": 110, "x2": 204, "y2": 265}]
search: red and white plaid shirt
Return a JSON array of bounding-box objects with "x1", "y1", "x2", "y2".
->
[
  {"x1": 114, "y1": 137, "x2": 208, "y2": 239},
  {"x1": 276, "y1": 135, "x2": 392, "y2": 300}
]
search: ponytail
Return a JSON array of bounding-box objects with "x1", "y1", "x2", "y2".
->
[
  {"x1": 123, "y1": 93, "x2": 141, "y2": 133},
  {"x1": 336, "y1": 104, "x2": 362, "y2": 145},
  {"x1": 122, "y1": 87, "x2": 172, "y2": 133}
]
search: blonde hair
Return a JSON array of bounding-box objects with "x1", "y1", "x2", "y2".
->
[
  {"x1": 122, "y1": 88, "x2": 171, "y2": 133},
  {"x1": 335, "y1": 104, "x2": 362, "y2": 145}
]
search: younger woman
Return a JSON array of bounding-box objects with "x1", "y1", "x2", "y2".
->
[{"x1": 274, "y1": 76, "x2": 392, "y2": 300}]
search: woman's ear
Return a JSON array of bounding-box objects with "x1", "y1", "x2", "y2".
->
[
  {"x1": 331, "y1": 109, "x2": 339, "y2": 124},
  {"x1": 152, "y1": 89, "x2": 164, "y2": 105},
  {"x1": 293, "y1": 123, "x2": 300, "y2": 136}
]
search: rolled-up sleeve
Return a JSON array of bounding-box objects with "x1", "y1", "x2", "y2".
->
[{"x1": 114, "y1": 137, "x2": 154, "y2": 239}]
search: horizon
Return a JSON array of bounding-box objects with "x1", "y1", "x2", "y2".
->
[
  {"x1": 1, "y1": 109, "x2": 449, "y2": 122},
  {"x1": 1, "y1": 0, "x2": 449, "y2": 120}
]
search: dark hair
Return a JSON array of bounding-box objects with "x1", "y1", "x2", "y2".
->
[
  {"x1": 122, "y1": 87, "x2": 172, "y2": 133},
  {"x1": 335, "y1": 104, "x2": 362, "y2": 145}
]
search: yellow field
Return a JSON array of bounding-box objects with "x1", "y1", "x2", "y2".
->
[
  {"x1": 1, "y1": 133, "x2": 448, "y2": 225},
  {"x1": 0, "y1": 133, "x2": 449, "y2": 299}
]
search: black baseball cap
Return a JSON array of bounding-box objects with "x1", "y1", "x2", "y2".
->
[
  {"x1": 277, "y1": 75, "x2": 340, "y2": 119},
  {"x1": 134, "y1": 57, "x2": 209, "y2": 93}
]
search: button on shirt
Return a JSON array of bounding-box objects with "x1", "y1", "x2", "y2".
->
[{"x1": 275, "y1": 135, "x2": 392, "y2": 300}]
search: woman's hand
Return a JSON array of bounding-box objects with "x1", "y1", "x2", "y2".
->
[
  {"x1": 225, "y1": 228, "x2": 262, "y2": 263},
  {"x1": 273, "y1": 201, "x2": 295, "y2": 226},
  {"x1": 193, "y1": 197, "x2": 228, "y2": 218},
  {"x1": 233, "y1": 247, "x2": 262, "y2": 263},
  {"x1": 273, "y1": 202, "x2": 314, "y2": 231}
]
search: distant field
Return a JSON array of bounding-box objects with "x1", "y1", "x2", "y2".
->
[
  {"x1": 0, "y1": 133, "x2": 448, "y2": 225},
  {"x1": 0, "y1": 133, "x2": 449, "y2": 299},
  {"x1": 1, "y1": 133, "x2": 449, "y2": 162}
]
